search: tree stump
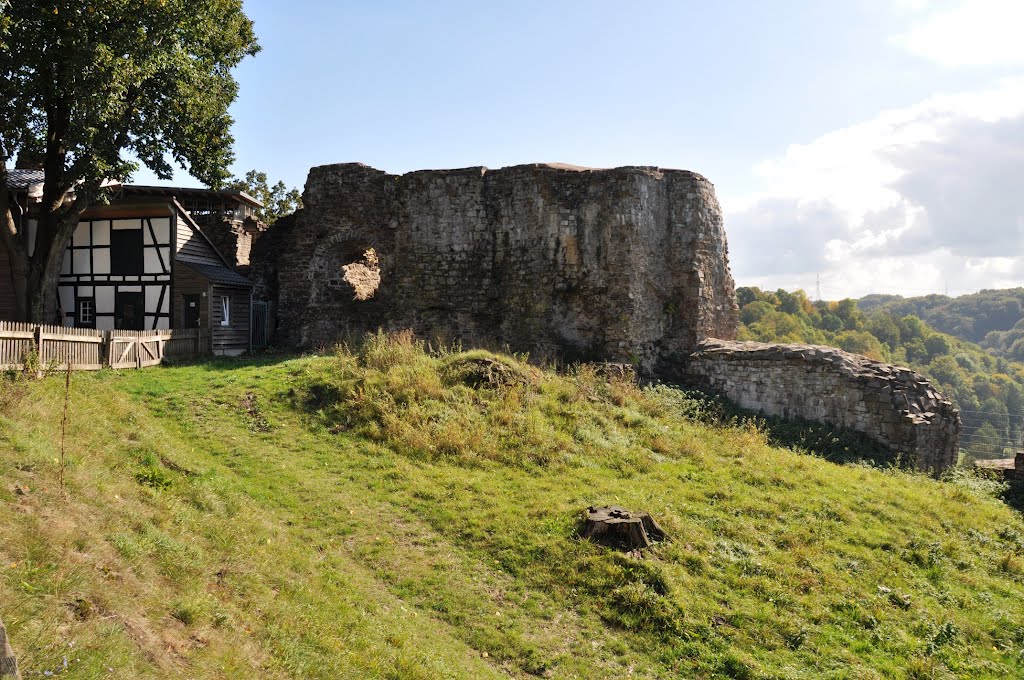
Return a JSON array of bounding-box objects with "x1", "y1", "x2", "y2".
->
[
  {"x1": 580, "y1": 506, "x2": 667, "y2": 550},
  {"x1": 0, "y1": 616, "x2": 20, "y2": 680}
]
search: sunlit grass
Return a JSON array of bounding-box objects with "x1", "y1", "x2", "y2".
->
[{"x1": 1, "y1": 333, "x2": 1023, "y2": 678}]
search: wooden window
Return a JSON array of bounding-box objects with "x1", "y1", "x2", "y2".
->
[
  {"x1": 78, "y1": 298, "x2": 95, "y2": 328},
  {"x1": 110, "y1": 228, "x2": 143, "y2": 275},
  {"x1": 220, "y1": 295, "x2": 231, "y2": 326}
]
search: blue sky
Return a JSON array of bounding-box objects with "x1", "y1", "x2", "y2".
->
[{"x1": 141, "y1": 0, "x2": 1024, "y2": 299}]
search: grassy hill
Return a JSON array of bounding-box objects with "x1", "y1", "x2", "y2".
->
[{"x1": 2, "y1": 333, "x2": 1024, "y2": 678}]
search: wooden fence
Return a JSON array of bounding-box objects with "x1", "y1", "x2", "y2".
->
[{"x1": 0, "y1": 321, "x2": 210, "y2": 371}]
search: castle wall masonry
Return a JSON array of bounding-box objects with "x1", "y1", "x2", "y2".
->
[
  {"x1": 275, "y1": 163, "x2": 737, "y2": 374},
  {"x1": 255, "y1": 161, "x2": 961, "y2": 471}
]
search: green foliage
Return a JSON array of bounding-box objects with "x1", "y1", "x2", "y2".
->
[
  {"x1": 861, "y1": 288, "x2": 1024, "y2": 346},
  {"x1": 1, "y1": 0, "x2": 259, "y2": 188},
  {"x1": 224, "y1": 169, "x2": 303, "y2": 224}
]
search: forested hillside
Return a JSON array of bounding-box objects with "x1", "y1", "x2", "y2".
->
[
  {"x1": 857, "y1": 289, "x2": 1024, "y2": 359},
  {"x1": 738, "y1": 287, "x2": 1024, "y2": 463}
]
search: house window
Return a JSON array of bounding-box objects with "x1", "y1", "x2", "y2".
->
[
  {"x1": 110, "y1": 228, "x2": 143, "y2": 275},
  {"x1": 78, "y1": 298, "x2": 95, "y2": 327},
  {"x1": 220, "y1": 295, "x2": 231, "y2": 326}
]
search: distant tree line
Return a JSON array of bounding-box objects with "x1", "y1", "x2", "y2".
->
[
  {"x1": 857, "y1": 288, "x2": 1024, "y2": 354},
  {"x1": 738, "y1": 287, "x2": 1024, "y2": 464}
]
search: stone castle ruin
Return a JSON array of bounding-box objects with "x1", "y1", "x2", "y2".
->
[
  {"x1": 250, "y1": 162, "x2": 960, "y2": 471},
  {"x1": 268, "y1": 163, "x2": 736, "y2": 374}
]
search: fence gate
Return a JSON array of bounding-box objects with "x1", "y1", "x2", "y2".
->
[
  {"x1": 252, "y1": 301, "x2": 269, "y2": 349},
  {"x1": 0, "y1": 321, "x2": 210, "y2": 371},
  {"x1": 108, "y1": 332, "x2": 164, "y2": 369}
]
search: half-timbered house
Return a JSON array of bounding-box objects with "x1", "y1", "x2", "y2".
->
[{"x1": 2, "y1": 172, "x2": 258, "y2": 355}]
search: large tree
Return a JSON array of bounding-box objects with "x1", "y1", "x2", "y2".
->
[
  {"x1": 0, "y1": 0, "x2": 259, "y2": 322},
  {"x1": 224, "y1": 169, "x2": 302, "y2": 225}
]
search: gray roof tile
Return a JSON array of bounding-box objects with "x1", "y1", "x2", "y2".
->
[{"x1": 175, "y1": 258, "x2": 252, "y2": 287}]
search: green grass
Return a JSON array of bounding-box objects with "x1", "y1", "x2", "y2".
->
[{"x1": 1, "y1": 331, "x2": 1023, "y2": 678}]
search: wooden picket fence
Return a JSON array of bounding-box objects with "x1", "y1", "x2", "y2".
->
[{"x1": 0, "y1": 321, "x2": 210, "y2": 371}]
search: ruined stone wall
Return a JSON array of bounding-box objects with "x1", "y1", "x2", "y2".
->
[
  {"x1": 273, "y1": 163, "x2": 738, "y2": 372},
  {"x1": 687, "y1": 340, "x2": 961, "y2": 471},
  {"x1": 197, "y1": 217, "x2": 260, "y2": 268}
]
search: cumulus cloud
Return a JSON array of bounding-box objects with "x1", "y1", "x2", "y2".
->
[
  {"x1": 887, "y1": 115, "x2": 1024, "y2": 256},
  {"x1": 725, "y1": 199, "x2": 841, "y2": 278},
  {"x1": 893, "y1": 0, "x2": 1024, "y2": 68},
  {"x1": 723, "y1": 80, "x2": 1024, "y2": 298}
]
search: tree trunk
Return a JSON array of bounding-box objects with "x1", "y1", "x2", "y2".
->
[
  {"x1": 27, "y1": 246, "x2": 62, "y2": 324},
  {"x1": 0, "y1": 159, "x2": 29, "y2": 321},
  {"x1": 580, "y1": 506, "x2": 667, "y2": 551},
  {"x1": 1, "y1": 211, "x2": 30, "y2": 323},
  {"x1": 26, "y1": 199, "x2": 89, "y2": 325},
  {"x1": 7, "y1": 252, "x2": 28, "y2": 323},
  {"x1": 0, "y1": 616, "x2": 20, "y2": 680}
]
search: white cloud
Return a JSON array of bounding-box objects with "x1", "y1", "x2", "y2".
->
[
  {"x1": 893, "y1": 0, "x2": 1024, "y2": 68},
  {"x1": 724, "y1": 79, "x2": 1024, "y2": 299}
]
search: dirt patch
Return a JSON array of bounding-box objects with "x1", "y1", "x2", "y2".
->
[{"x1": 240, "y1": 392, "x2": 271, "y2": 432}]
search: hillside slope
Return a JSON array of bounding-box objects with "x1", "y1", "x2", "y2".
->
[
  {"x1": 1, "y1": 335, "x2": 1023, "y2": 678},
  {"x1": 856, "y1": 289, "x2": 1024, "y2": 349}
]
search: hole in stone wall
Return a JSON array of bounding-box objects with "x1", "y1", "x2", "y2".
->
[{"x1": 340, "y1": 248, "x2": 381, "y2": 301}]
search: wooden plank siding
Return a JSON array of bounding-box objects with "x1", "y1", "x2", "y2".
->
[
  {"x1": 0, "y1": 240, "x2": 17, "y2": 321},
  {"x1": 174, "y1": 208, "x2": 224, "y2": 267},
  {"x1": 172, "y1": 200, "x2": 253, "y2": 355},
  {"x1": 171, "y1": 264, "x2": 211, "y2": 330},
  {"x1": 210, "y1": 285, "x2": 250, "y2": 355}
]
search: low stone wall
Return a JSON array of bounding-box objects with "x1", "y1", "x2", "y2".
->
[{"x1": 686, "y1": 340, "x2": 961, "y2": 472}]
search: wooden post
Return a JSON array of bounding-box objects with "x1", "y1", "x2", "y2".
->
[
  {"x1": 0, "y1": 615, "x2": 21, "y2": 680},
  {"x1": 33, "y1": 325, "x2": 42, "y2": 375}
]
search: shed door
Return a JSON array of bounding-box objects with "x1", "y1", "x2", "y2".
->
[
  {"x1": 183, "y1": 294, "x2": 201, "y2": 328},
  {"x1": 114, "y1": 291, "x2": 145, "y2": 330}
]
